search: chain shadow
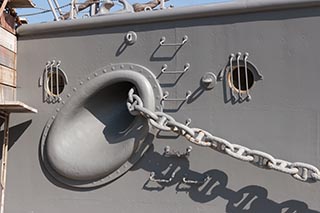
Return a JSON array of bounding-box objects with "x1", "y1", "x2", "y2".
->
[
  {"x1": 134, "y1": 145, "x2": 320, "y2": 213},
  {"x1": 135, "y1": 145, "x2": 190, "y2": 191}
]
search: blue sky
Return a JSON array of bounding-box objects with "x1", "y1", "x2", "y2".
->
[{"x1": 17, "y1": 0, "x2": 230, "y2": 23}]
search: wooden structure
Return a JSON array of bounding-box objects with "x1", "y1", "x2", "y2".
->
[
  {"x1": 0, "y1": 7, "x2": 17, "y2": 104},
  {"x1": 0, "y1": 1, "x2": 36, "y2": 213}
]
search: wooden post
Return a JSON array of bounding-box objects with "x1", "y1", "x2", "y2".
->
[
  {"x1": 0, "y1": 112, "x2": 9, "y2": 213},
  {"x1": 0, "y1": 0, "x2": 9, "y2": 18}
]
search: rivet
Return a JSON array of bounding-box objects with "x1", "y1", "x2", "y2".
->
[
  {"x1": 87, "y1": 77, "x2": 91, "y2": 80},
  {"x1": 73, "y1": 88, "x2": 77, "y2": 92},
  {"x1": 80, "y1": 81, "x2": 83, "y2": 85},
  {"x1": 51, "y1": 116, "x2": 55, "y2": 119},
  {"x1": 153, "y1": 85, "x2": 157, "y2": 89},
  {"x1": 130, "y1": 66, "x2": 134, "y2": 70},
  {"x1": 103, "y1": 69, "x2": 107, "y2": 73},
  {"x1": 67, "y1": 94, "x2": 71, "y2": 97},
  {"x1": 56, "y1": 108, "x2": 60, "y2": 112},
  {"x1": 94, "y1": 73, "x2": 98, "y2": 77},
  {"x1": 120, "y1": 65, "x2": 124, "y2": 69},
  {"x1": 62, "y1": 101, "x2": 65, "y2": 105},
  {"x1": 111, "y1": 66, "x2": 115, "y2": 70}
]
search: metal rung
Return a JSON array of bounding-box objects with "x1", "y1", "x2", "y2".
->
[
  {"x1": 162, "y1": 90, "x2": 192, "y2": 102},
  {"x1": 160, "y1": 35, "x2": 188, "y2": 46},
  {"x1": 161, "y1": 63, "x2": 190, "y2": 74}
]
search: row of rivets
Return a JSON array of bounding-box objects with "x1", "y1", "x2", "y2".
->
[{"x1": 50, "y1": 64, "x2": 162, "y2": 135}]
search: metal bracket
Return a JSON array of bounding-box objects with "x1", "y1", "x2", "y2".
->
[
  {"x1": 229, "y1": 53, "x2": 236, "y2": 99},
  {"x1": 162, "y1": 90, "x2": 192, "y2": 102},
  {"x1": 235, "y1": 52, "x2": 245, "y2": 100},
  {"x1": 161, "y1": 63, "x2": 190, "y2": 74},
  {"x1": 243, "y1": 52, "x2": 251, "y2": 101},
  {"x1": 163, "y1": 146, "x2": 192, "y2": 158},
  {"x1": 160, "y1": 35, "x2": 188, "y2": 46}
]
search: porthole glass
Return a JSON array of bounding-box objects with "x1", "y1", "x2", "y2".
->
[
  {"x1": 229, "y1": 66, "x2": 254, "y2": 92},
  {"x1": 47, "y1": 70, "x2": 66, "y2": 96}
]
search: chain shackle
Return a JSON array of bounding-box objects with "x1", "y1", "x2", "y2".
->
[{"x1": 185, "y1": 128, "x2": 212, "y2": 147}]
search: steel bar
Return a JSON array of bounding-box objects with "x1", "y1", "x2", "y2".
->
[{"x1": 47, "y1": 0, "x2": 60, "y2": 21}]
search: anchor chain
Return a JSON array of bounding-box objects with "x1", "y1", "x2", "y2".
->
[{"x1": 126, "y1": 88, "x2": 320, "y2": 182}]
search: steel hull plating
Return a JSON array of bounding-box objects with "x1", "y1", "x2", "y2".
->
[{"x1": 3, "y1": 0, "x2": 320, "y2": 212}]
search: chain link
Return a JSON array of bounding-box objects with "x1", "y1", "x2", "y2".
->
[
  {"x1": 127, "y1": 88, "x2": 320, "y2": 182},
  {"x1": 225, "y1": 144, "x2": 254, "y2": 162}
]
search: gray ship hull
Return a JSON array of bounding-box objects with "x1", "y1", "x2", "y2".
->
[{"x1": 3, "y1": 0, "x2": 320, "y2": 212}]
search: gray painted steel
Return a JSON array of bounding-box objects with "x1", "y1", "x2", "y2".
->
[
  {"x1": 41, "y1": 64, "x2": 162, "y2": 187},
  {"x1": 4, "y1": 0, "x2": 320, "y2": 212},
  {"x1": 17, "y1": 0, "x2": 320, "y2": 36}
]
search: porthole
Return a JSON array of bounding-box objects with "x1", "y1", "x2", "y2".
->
[
  {"x1": 223, "y1": 53, "x2": 263, "y2": 102},
  {"x1": 228, "y1": 66, "x2": 254, "y2": 93},
  {"x1": 41, "y1": 61, "x2": 68, "y2": 103},
  {"x1": 47, "y1": 71, "x2": 66, "y2": 96}
]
